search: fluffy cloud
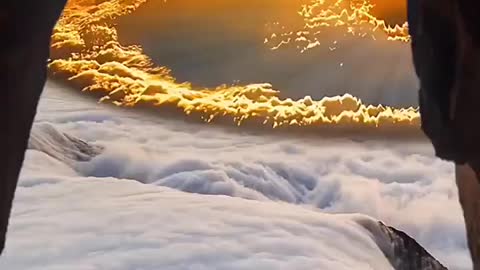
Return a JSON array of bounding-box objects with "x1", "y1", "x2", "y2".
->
[{"x1": 3, "y1": 171, "x2": 400, "y2": 270}]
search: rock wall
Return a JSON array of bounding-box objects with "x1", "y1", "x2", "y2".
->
[{"x1": 0, "y1": 0, "x2": 67, "y2": 253}]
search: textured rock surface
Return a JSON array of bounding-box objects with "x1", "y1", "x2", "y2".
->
[
  {"x1": 28, "y1": 123, "x2": 103, "y2": 165},
  {"x1": 379, "y1": 222, "x2": 448, "y2": 270}
]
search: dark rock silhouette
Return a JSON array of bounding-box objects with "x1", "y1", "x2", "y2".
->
[
  {"x1": 408, "y1": 0, "x2": 480, "y2": 166},
  {"x1": 0, "y1": 0, "x2": 67, "y2": 253},
  {"x1": 409, "y1": 0, "x2": 480, "y2": 268}
]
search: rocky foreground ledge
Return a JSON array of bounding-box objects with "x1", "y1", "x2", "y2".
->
[{"x1": 379, "y1": 223, "x2": 447, "y2": 270}]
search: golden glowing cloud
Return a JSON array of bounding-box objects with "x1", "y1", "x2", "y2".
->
[
  {"x1": 49, "y1": 0, "x2": 419, "y2": 131},
  {"x1": 266, "y1": 0, "x2": 410, "y2": 52}
]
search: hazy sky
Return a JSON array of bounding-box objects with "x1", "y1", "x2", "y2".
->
[{"x1": 116, "y1": 0, "x2": 418, "y2": 107}]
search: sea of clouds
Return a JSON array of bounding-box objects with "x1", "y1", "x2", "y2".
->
[{"x1": 0, "y1": 81, "x2": 471, "y2": 269}]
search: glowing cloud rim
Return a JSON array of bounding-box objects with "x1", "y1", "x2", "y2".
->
[
  {"x1": 266, "y1": 0, "x2": 410, "y2": 52},
  {"x1": 48, "y1": 0, "x2": 420, "y2": 130}
]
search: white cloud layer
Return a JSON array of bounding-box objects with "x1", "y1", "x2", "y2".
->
[
  {"x1": 3, "y1": 172, "x2": 400, "y2": 270},
  {"x1": 0, "y1": 82, "x2": 471, "y2": 269}
]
